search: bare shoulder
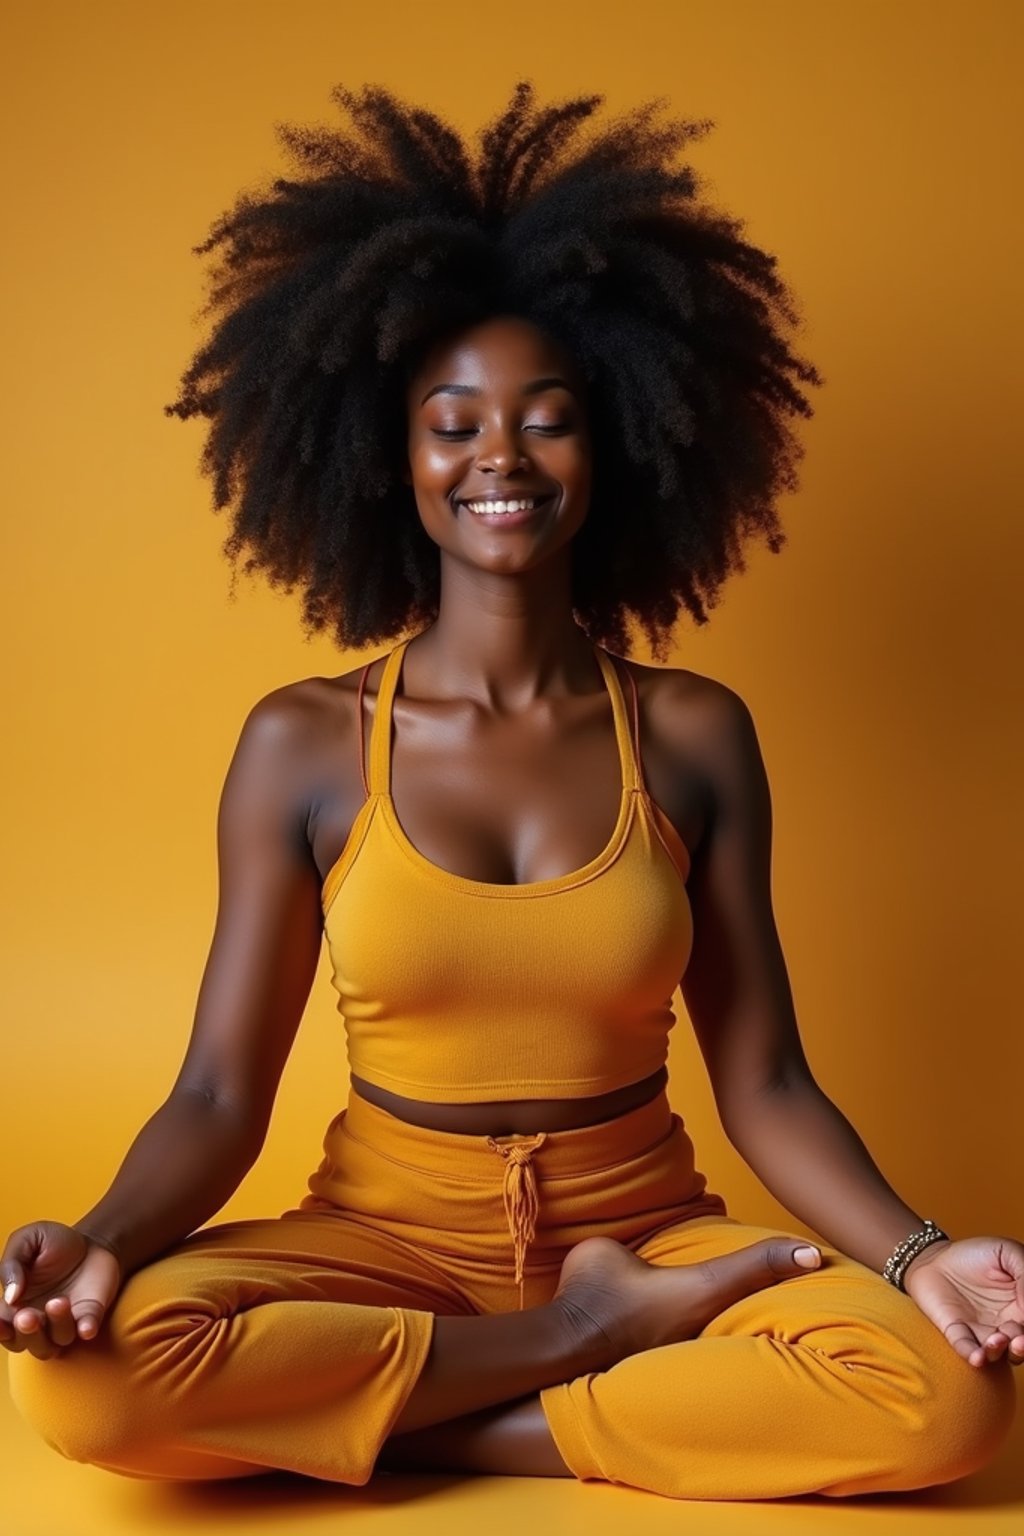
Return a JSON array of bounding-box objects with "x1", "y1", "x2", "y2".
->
[
  {"x1": 223, "y1": 659, "x2": 381, "y2": 835},
  {"x1": 621, "y1": 655, "x2": 760, "y2": 777},
  {"x1": 262, "y1": 659, "x2": 398, "y2": 880},
  {"x1": 237, "y1": 657, "x2": 376, "y2": 756}
]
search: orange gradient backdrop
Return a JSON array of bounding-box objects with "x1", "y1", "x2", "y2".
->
[{"x1": 3, "y1": 0, "x2": 1022, "y2": 1265}]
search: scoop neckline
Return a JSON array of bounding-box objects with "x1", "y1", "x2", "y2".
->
[
  {"x1": 378, "y1": 783, "x2": 637, "y2": 898},
  {"x1": 374, "y1": 637, "x2": 640, "y2": 899}
]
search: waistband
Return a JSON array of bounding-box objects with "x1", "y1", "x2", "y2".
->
[
  {"x1": 339, "y1": 1085, "x2": 680, "y2": 1309},
  {"x1": 343, "y1": 1082, "x2": 678, "y2": 1175}
]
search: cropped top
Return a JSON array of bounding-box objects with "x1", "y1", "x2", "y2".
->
[{"x1": 320, "y1": 637, "x2": 694, "y2": 1103}]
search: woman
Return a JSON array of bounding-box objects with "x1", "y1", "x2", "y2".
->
[{"x1": 3, "y1": 79, "x2": 1019, "y2": 1499}]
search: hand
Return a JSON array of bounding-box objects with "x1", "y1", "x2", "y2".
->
[
  {"x1": 1, "y1": 1222, "x2": 123, "y2": 1361},
  {"x1": 903, "y1": 1235, "x2": 1024, "y2": 1369}
]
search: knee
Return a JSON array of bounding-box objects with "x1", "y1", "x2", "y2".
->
[
  {"x1": 796, "y1": 1273, "x2": 1019, "y2": 1499},
  {"x1": 901, "y1": 1355, "x2": 1017, "y2": 1490},
  {"x1": 6, "y1": 1266, "x2": 215, "y2": 1472},
  {"x1": 839, "y1": 1348, "x2": 1018, "y2": 1496},
  {"x1": 7, "y1": 1339, "x2": 144, "y2": 1470}
]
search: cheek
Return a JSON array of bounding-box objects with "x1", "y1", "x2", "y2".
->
[
  {"x1": 545, "y1": 433, "x2": 591, "y2": 480},
  {"x1": 410, "y1": 439, "x2": 464, "y2": 487}
]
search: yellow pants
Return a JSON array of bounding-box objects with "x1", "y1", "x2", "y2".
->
[{"x1": 7, "y1": 1088, "x2": 1015, "y2": 1497}]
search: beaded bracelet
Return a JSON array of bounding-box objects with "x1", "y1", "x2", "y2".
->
[{"x1": 882, "y1": 1219, "x2": 950, "y2": 1291}]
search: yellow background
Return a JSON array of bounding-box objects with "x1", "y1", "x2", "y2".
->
[{"x1": 2, "y1": 1, "x2": 1021, "y2": 1531}]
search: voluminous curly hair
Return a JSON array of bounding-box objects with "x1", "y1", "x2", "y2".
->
[{"x1": 165, "y1": 78, "x2": 823, "y2": 661}]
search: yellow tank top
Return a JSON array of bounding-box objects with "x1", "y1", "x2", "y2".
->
[{"x1": 321, "y1": 637, "x2": 693, "y2": 1103}]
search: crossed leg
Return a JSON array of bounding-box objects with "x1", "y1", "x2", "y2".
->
[
  {"x1": 7, "y1": 1210, "x2": 453, "y2": 1484},
  {"x1": 381, "y1": 1216, "x2": 1017, "y2": 1498},
  {"x1": 9, "y1": 1210, "x2": 1015, "y2": 1497}
]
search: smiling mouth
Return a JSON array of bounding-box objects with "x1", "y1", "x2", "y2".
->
[{"x1": 457, "y1": 494, "x2": 555, "y2": 518}]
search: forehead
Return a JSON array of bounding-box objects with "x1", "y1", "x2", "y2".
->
[{"x1": 408, "y1": 315, "x2": 581, "y2": 401}]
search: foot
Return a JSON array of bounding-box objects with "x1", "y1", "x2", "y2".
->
[{"x1": 553, "y1": 1234, "x2": 821, "y2": 1364}]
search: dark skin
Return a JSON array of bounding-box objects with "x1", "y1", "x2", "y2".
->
[
  {"x1": 331, "y1": 315, "x2": 693, "y2": 1136},
  {"x1": 3, "y1": 317, "x2": 1021, "y2": 1485}
]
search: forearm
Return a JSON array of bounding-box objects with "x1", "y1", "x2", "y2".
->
[
  {"x1": 72, "y1": 1090, "x2": 265, "y2": 1279},
  {"x1": 722, "y1": 1077, "x2": 937, "y2": 1274}
]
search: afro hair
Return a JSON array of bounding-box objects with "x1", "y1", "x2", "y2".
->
[{"x1": 165, "y1": 78, "x2": 823, "y2": 661}]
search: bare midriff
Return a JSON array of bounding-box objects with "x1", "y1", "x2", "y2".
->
[{"x1": 348, "y1": 1063, "x2": 669, "y2": 1137}]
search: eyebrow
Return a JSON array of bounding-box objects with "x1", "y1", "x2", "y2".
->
[{"x1": 419, "y1": 376, "x2": 576, "y2": 406}]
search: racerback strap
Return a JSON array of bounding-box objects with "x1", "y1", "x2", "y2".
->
[{"x1": 357, "y1": 639, "x2": 647, "y2": 799}]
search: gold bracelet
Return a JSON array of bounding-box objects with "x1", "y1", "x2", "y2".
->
[{"x1": 882, "y1": 1219, "x2": 950, "y2": 1291}]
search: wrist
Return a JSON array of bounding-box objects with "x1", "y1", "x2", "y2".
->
[
  {"x1": 73, "y1": 1223, "x2": 126, "y2": 1273},
  {"x1": 901, "y1": 1237, "x2": 953, "y2": 1295},
  {"x1": 881, "y1": 1218, "x2": 951, "y2": 1292}
]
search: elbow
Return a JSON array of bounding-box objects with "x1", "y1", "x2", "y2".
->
[
  {"x1": 171, "y1": 1083, "x2": 269, "y2": 1153},
  {"x1": 717, "y1": 1066, "x2": 821, "y2": 1144}
]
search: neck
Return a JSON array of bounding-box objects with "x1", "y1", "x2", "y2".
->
[{"x1": 409, "y1": 601, "x2": 601, "y2": 711}]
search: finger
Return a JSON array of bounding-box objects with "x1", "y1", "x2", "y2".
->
[
  {"x1": 993, "y1": 1319, "x2": 1024, "y2": 1364},
  {"x1": 982, "y1": 1315, "x2": 1024, "y2": 1363},
  {"x1": 11, "y1": 1305, "x2": 60, "y2": 1348},
  {"x1": 2, "y1": 1255, "x2": 29, "y2": 1310},
  {"x1": 2, "y1": 1227, "x2": 46, "y2": 1310},
  {"x1": 969, "y1": 1328, "x2": 1018, "y2": 1368},
  {"x1": 981, "y1": 1332, "x2": 1009, "y2": 1364},
  {"x1": 2, "y1": 1323, "x2": 61, "y2": 1360},
  {"x1": 25, "y1": 1329, "x2": 63, "y2": 1361},
  {"x1": 43, "y1": 1296, "x2": 79, "y2": 1349},
  {"x1": 942, "y1": 1319, "x2": 988, "y2": 1367},
  {"x1": 11, "y1": 1305, "x2": 47, "y2": 1335}
]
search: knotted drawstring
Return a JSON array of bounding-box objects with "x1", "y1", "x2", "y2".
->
[{"x1": 485, "y1": 1131, "x2": 548, "y2": 1310}]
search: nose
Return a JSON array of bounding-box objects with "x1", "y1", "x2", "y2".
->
[{"x1": 474, "y1": 422, "x2": 531, "y2": 475}]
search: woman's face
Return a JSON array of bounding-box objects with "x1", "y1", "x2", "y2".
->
[{"x1": 404, "y1": 314, "x2": 592, "y2": 574}]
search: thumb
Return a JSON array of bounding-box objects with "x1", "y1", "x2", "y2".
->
[
  {"x1": 2, "y1": 1228, "x2": 43, "y2": 1307},
  {"x1": 3, "y1": 1268, "x2": 24, "y2": 1307}
]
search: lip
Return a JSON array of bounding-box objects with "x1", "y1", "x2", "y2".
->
[{"x1": 457, "y1": 493, "x2": 555, "y2": 527}]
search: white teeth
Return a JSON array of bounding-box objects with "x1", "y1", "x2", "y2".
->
[{"x1": 464, "y1": 497, "x2": 542, "y2": 515}]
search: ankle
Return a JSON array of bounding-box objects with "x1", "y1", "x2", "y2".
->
[{"x1": 550, "y1": 1295, "x2": 621, "y2": 1373}]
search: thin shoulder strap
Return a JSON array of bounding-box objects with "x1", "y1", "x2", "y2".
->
[
  {"x1": 620, "y1": 659, "x2": 648, "y2": 794},
  {"x1": 356, "y1": 661, "x2": 372, "y2": 798},
  {"x1": 367, "y1": 639, "x2": 409, "y2": 796},
  {"x1": 594, "y1": 647, "x2": 644, "y2": 793}
]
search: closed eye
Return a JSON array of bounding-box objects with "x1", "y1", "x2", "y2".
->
[{"x1": 431, "y1": 425, "x2": 571, "y2": 438}]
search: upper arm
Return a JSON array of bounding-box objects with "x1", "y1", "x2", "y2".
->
[
  {"x1": 169, "y1": 688, "x2": 324, "y2": 1135},
  {"x1": 679, "y1": 683, "x2": 814, "y2": 1128}
]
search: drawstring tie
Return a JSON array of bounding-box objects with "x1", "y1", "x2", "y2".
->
[{"x1": 485, "y1": 1131, "x2": 548, "y2": 1309}]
